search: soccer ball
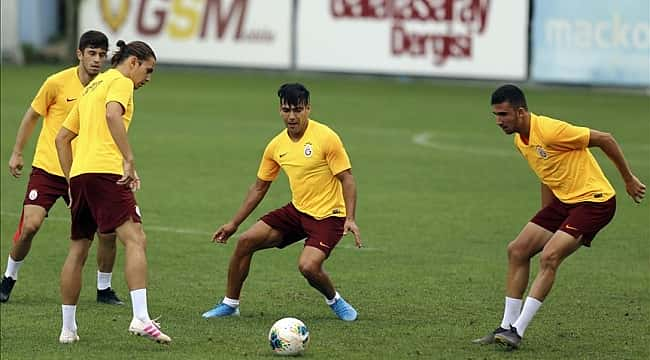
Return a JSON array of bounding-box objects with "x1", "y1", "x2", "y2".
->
[{"x1": 268, "y1": 317, "x2": 310, "y2": 356}]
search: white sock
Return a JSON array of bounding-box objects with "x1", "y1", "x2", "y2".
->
[
  {"x1": 222, "y1": 296, "x2": 240, "y2": 308},
  {"x1": 62, "y1": 305, "x2": 77, "y2": 332},
  {"x1": 130, "y1": 288, "x2": 151, "y2": 323},
  {"x1": 4, "y1": 256, "x2": 23, "y2": 280},
  {"x1": 512, "y1": 296, "x2": 543, "y2": 337},
  {"x1": 325, "y1": 291, "x2": 341, "y2": 306},
  {"x1": 97, "y1": 271, "x2": 112, "y2": 290},
  {"x1": 499, "y1": 296, "x2": 523, "y2": 329}
]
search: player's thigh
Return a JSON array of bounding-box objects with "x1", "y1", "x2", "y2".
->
[
  {"x1": 539, "y1": 230, "x2": 582, "y2": 266},
  {"x1": 509, "y1": 222, "x2": 554, "y2": 257},
  {"x1": 238, "y1": 220, "x2": 285, "y2": 251},
  {"x1": 22, "y1": 204, "x2": 47, "y2": 228},
  {"x1": 115, "y1": 219, "x2": 146, "y2": 248}
]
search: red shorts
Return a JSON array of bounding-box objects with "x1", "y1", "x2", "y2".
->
[
  {"x1": 13, "y1": 167, "x2": 69, "y2": 243},
  {"x1": 69, "y1": 173, "x2": 141, "y2": 240},
  {"x1": 261, "y1": 203, "x2": 345, "y2": 256},
  {"x1": 530, "y1": 196, "x2": 616, "y2": 247},
  {"x1": 22, "y1": 167, "x2": 69, "y2": 210}
]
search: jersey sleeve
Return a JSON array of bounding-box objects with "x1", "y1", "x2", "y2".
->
[
  {"x1": 62, "y1": 103, "x2": 80, "y2": 134},
  {"x1": 30, "y1": 77, "x2": 58, "y2": 116},
  {"x1": 325, "y1": 130, "x2": 351, "y2": 175},
  {"x1": 541, "y1": 119, "x2": 590, "y2": 151},
  {"x1": 256, "y1": 140, "x2": 280, "y2": 181},
  {"x1": 106, "y1": 77, "x2": 133, "y2": 111}
]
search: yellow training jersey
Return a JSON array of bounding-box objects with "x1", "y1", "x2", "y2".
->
[
  {"x1": 515, "y1": 113, "x2": 615, "y2": 203},
  {"x1": 30, "y1": 66, "x2": 84, "y2": 177},
  {"x1": 63, "y1": 69, "x2": 134, "y2": 177},
  {"x1": 257, "y1": 119, "x2": 352, "y2": 219}
]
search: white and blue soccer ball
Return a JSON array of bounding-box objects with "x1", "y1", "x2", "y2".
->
[{"x1": 268, "y1": 317, "x2": 310, "y2": 356}]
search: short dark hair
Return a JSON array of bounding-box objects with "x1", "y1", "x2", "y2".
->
[
  {"x1": 78, "y1": 30, "x2": 108, "y2": 51},
  {"x1": 491, "y1": 84, "x2": 528, "y2": 110},
  {"x1": 277, "y1": 83, "x2": 310, "y2": 106},
  {"x1": 111, "y1": 40, "x2": 156, "y2": 66}
]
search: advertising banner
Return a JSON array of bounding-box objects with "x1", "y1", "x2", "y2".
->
[
  {"x1": 296, "y1": 0, "x2": 529, "y2": 80},
  {"x1": 79, "y1": 0, "x2": 292, "y2": 68},
  {"x1": 531, "y1": 0, "x2": 650, "y2": 87}
]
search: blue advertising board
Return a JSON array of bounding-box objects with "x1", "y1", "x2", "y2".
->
[{"x1": 531, "y1": 0, "x2": 649, "y2": 87}]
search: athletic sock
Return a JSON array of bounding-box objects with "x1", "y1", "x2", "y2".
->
[
  {"x1": 325, "y1": 291, "x2": 341, "y2": 306},
  {"x1": 97, "y1": 271, "x2": 112, "y2": 290},
  {"x1": 62, "y1": 304, "x2": 77, "y2": 332},
  {"x1": 4, "y1": 256, "x2": 23, "y2": 280},
  {"x1": 499, "y1": 296, "x2": 523, "y2": 329},
  {"x1": 130, "y1": 288, "x2": 151, "y2": 323},
  {"x1": 512, "y1": 296, "x2": 543, "y2": 337},
  {"x1": 223, "y1": 296, "x2": 240, "y2": 308}
]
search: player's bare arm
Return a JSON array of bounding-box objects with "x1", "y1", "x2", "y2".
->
[
  {"x1": 540, "y1": 183, "x2": 555, "y2": 208},
  {"x1": 54, "y1": 127, "x2": 78, "y2": 182},
  {"x1": 588, "y1": 129, "x2": 646, "y2": 203},
  {"x1": 105, "y1": 101, "x2": 139, "y2": 189},
  {"x1": 335, "y1": 169, "x2": 362, "y2": 248},
  {"x1": 9, "y1": 107, "x2": 41, "y2": 177},
  {"x1": 213, "y1": 178, "x2": 272, "y2": 243}
]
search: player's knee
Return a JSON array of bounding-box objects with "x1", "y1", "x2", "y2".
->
[
  {"x1": 298, "y1": 261, "x2": 320, "y2": 279},
  {"x1": 20, "y1": 217, "x2": 44, "y2": 237},
  {"x1": 507, "y1": 240, "x2": 528, "y2": 261},
  {"x1": 539, "y1": 250, "x2": 561, "y2": 271},
  {"x1": 235, "y1": 233, "x2": 261, "y2": 254}
]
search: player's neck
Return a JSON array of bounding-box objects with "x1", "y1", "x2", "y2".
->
[
  {"x1": 77, "y1": 67, "x2": 94, "y2": 86},
  {"x1": 517, "y1": 114, "x2": 531, "y2": 139}
]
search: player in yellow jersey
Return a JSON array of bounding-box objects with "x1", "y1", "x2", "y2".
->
[
  {"x1": 1, "y1": 31, "x2": 124, "y2": 306},
  {"x1": 202, "y1": 83, "x2": 362, "y2": 321},
  {"x1": 55, "y1": 40, "x2": 171, "y2": 344},
  {"x1": 473, "y1": 84, "x2": 646, "y2": 349}
]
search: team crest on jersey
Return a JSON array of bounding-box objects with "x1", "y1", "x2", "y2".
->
[
  {"x1": 28, "y1": 189, "x2": 38, "y2": 201},
  {"x1": 535, "y1": 145, "x2": 549, "y2": 159},
  {"x1": 304, "y1": 143, "x2": 313, "y2": 158}
]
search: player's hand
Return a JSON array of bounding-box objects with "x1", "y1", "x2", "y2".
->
[
  {"x1": 129, "y1": 169, "x2": 141, "y2": 192},
  {"x1": 118, "y1": 159, "x2": 137, "y2": 188},
  {"x1": 343, "y1": 219, "x2": 362, "y2": 248},
  {"x1": 8, "y1": 151, "x2": 24, "y2": 178},
  {"x1": 625, "y1": 175, "x2": 646, "y2": 204},
  {"x1": 213, "y1": 222, "x2": 238, "y2": 244}
]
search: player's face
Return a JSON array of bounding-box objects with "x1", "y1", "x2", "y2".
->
[
  {"x1": 131, "y1": 57, "x2": 156, "y2": 90},
  {"x1": 78, "y1": 47, "x2": 107, "y2": 76},
  {"x1": 280, "y1": 101, "x2": 311, "y2": 137},
  {"x1": 492, "y1": 102, "x2": 522, "y2": 134}
]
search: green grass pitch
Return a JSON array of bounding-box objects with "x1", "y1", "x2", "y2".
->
[{"x1": 1, "y1": 65, "x2": 648, "y2": 359}]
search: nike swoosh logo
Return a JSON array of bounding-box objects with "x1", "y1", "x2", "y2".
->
[
  {"x1": 565, "y1": 224, "x2": 578, "y2": 230},
  {"x1": 279, "y1": 152, "x2": 288, "y2": 158},
  {"x1": 319, "y1": 242, "x2": 330, "y2": 249},
  {"x1": 66, "y1": 98, "x2": 77, "y2": 102}
]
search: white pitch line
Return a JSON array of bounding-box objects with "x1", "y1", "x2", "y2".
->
[
  {"x1": 0, "y1": 210, "x2": 212, "y2": 236},
  {"x1": 0, "y1": 211, "x2": 380, "y2": 251},
  {"x1": 412, "y1": 132, "x2": 516, "y2": 157}
]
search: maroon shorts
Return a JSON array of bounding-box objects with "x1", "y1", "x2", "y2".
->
[
  {"x1": 260, "y1": 203, "x2": 345, "y2": 256},
  {"x1": 22, "y1": 167, "x2": 69, "y2": 210},
  {"x1": 530, "y1": 196, "x2": 616, "y2": 247},
  {"x1": 69, "y1": 173, "x2": 141, "y2": 240},
  {"x1": 13, "y1": 167, "x2": 69, "y2": 243}
]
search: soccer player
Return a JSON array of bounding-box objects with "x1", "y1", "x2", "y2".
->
[
  {"x1": 1, "y1": 30, "x2": 123, "y2": 305},
  {"x1": 54, "y1": 40, "x2": 171, "y2": 344},
  {"x1": 202, "y1": 83, "x2": 362, "y2": 321},
  {"x1": 473, "y1": 84, "x2": 646, "y2": 349}
]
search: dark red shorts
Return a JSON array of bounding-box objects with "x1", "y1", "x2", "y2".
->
[
  {"x1": 530, "y1": 196, "x2": 616, "y2": 246},
  {"x1": 22, "y1": 167, "x2": 69, "y2": 210},
  {"x1": 69, "y1": 173, "x2": 141, "y2": 240},
  {"x1": 260, "y1": 202, "x2": 345, "y2": 256},
  {"x1": 13, "y1": 167, "x2": 70, "y2": 243}
]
